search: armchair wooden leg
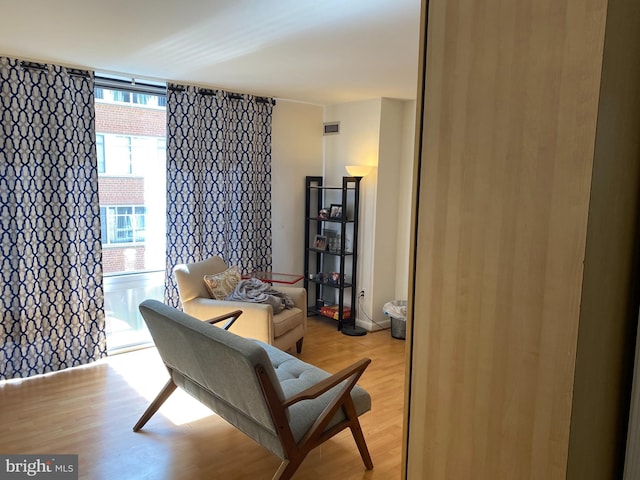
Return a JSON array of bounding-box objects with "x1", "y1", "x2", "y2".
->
[
  {"x1": 133, "y1": 379, "x2": 177, "y2": 432},
  {"x1": 296, "y1": 337, "x2": 304, "y2": 354},
  {"x1": 350, "y1": 420, "x2": 374, "y2": 469},
  {"x1": 271, "y1": 460, "x2": 289, "y2": 480},
  {"x1": 272, "y1": 457, "x2": 304, "y2": 480},
  {"x1": 344, "y1": 398, "x2": 374, "y2": 469}
]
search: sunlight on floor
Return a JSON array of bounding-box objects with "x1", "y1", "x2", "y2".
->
[{"x1": 108, "y1": 347, "x2": 215, "y2": 426}]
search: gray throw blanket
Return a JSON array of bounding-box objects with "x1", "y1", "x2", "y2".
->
[{"x1": 225, "y1": 278, "x2": 294, "y2": 314}]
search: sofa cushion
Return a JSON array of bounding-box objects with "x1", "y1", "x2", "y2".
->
[
  {"x1": 203, "y1": 266, "x2": 241, "y2": 300},
  {"x1": 272, "y1": 306, "x2": 304, "y2": 338},
  {"x1": 174, "y1": 256, "x2": 230, "y2": 302},
  {"x1": 257, "y1": 340, "x2": 372, "y2": 443}
]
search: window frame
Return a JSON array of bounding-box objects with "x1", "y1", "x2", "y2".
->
[
  {"x1": 94, "y1": 84, "x2": 167, "y2": 109},
  {"x1": 100, "y1": 205, "x2": 147, "y2": 246}
]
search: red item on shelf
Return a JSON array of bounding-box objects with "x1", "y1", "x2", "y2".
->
[{"x1": 320, "y1": 305, "x2": 351, "y2": 320}]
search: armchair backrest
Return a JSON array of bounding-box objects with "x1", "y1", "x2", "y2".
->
[{"x1": 173, "y1": 256, "x2": 229, "y2": 303}]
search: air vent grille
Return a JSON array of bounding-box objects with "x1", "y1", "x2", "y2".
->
[{"x1": 323, "y1": 122, "x2": 340, "y2": 135}]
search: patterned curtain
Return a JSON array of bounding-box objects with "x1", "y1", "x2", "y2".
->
[
  {"x1": 165, "y1": 85, "x2": 273, "y2": 307},
  {"x1": 0, "y1": 57, "x2": 106, "y2": 380}
]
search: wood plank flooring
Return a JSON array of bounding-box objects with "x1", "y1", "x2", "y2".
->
[{"x1": 0, "y1": 316, "x2": 406, "y2": 479}]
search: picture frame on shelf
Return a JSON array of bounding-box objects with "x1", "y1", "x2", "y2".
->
[
  {"x1": 324, "y1": 228, "x2": 339, "y2": 252},
  {"x1": 317, "y1": 208, "x2": 329, "y2": 220},
  {"x1": 329, "y1": 204, "x2": 343, "y2": 219},
  {"x1": 313, "y1": 234, "x2": 327, "y2": 251}
]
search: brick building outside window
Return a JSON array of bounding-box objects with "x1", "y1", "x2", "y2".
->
[
  {"x1": 95, "y1": 89, "x2": 166, "y2": 274},
  {"x1": 95, "y1": 85, "x2": 167, "y2": 350}
]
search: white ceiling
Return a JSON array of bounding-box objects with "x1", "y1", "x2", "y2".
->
[{"x1": 0, "y1": 0, "x2": 421, "y2": 105}]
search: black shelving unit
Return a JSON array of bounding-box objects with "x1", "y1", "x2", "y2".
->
[{"x1": 303, "y1": 175, "x2": 366, "y2": 335}]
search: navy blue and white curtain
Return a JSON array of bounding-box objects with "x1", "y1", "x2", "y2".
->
[
  {"x1": 165, "y1": 84, "x2": 273, "y2": 307},
  {"x1": 0, "y1": 58, "x2": 106, "y2": 380}
]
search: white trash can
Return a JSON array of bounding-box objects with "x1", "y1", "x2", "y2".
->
[{"x1": 383, "y1": 300, "x2": 407, "y2": 339}]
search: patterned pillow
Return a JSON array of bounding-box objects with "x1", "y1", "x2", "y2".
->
[{"x1": 203, "y1": 266, "x2": 242, "y2": 300}]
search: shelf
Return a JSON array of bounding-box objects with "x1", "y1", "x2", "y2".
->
[
  {"x1": 307, "y1": 185, "x2": 359, "y2": 191},
  {"x1": 307, "y1": 305, "x2": 353, "y2": 321},
  {"x1": 307, "y1": 248, "x2": 353, "y2": 256},
  {"x1": 304, "y1": 175, "x2": 361, "y2": 333},
  {"x1": 307, "y1": 278, "x2": 353, "y2": 289},
  {"x1": 307, "y1": 217, "x2": 355, "y2": 223}
]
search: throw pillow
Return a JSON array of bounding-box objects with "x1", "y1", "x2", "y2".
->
[{"x1": 203, "y1": 266, "x2": 242, "y2": 300}]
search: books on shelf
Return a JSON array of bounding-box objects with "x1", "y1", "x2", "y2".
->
[{"x1": 320, "y1": 304, "x2": 351, "y2": 320}]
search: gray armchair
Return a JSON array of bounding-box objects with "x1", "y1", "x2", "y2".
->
[{"x1": 134, "y1": 299, "x2": 373, "y2": 480}]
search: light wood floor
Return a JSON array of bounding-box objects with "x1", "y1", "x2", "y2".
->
[{"x1": 0, "y1": 316, "x2": 406, "y2": 479}]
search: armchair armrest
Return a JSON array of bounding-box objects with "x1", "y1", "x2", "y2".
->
[
  {"x1": 255, "y1": 355, "x2": 373, "y2": 469},
  {"x1": 205, "y1": 309, "x2": 243, "y2": 331},
  {"x1": 283, "y1": 358, "x2": 371, "y2": 408},
  {"x1": 183, "y1": 297, "x2": 273, "y2": 342},
  {"x1": 272, "y1": 285, "x2": 306, "y2": 311}
]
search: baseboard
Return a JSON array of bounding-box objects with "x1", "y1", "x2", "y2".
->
[{"x1": 356, "y1": 317, "x2": 391, "y2": 332}]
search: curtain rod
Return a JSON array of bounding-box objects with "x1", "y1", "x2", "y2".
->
[
  {"x1": 95, "y1": 76, "x2": 166, "y2": 96},
  {"x1": 167, "y1": 84, "x2": 275, "y2": 105},
  {"x1": 20, "y1": 61, "x2": 91, "y2": 79}
]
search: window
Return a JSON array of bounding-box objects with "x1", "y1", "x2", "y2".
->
[
  {"x1": 112, "y1": 90, "x2": 131, "y2": 103},
  {"x1": 95, "y1": 86, "x2": 166, "y2": 108},
  {"x1": 157, "y1": 138, "x2": 166, "y2": 161},
  {"x1": 95, "y1": 79, "x2": 167, "y2": 351},
  {"x1": 97, "y1": 134, "x2": 166, "y2": 176},
  {"x1": 112, "y1": 135, "x2": 133, "y2": 174},
  {"x1": 100, "y1": 206, "x2": 146, "y2": 245},
  {"x1": 133, "y1": 93, "x2": 151, "y2": 105},
  {"x1": 96, "y1": 134, "x2": 105, "y2": 173}
]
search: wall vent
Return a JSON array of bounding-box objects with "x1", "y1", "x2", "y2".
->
[{"x1": 323, "y1": 122, "x2": 340, "y2": 135}]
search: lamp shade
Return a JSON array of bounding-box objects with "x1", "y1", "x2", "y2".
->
[{"x1": 345, "y1": 165, "x2": 372, "y2": 177}]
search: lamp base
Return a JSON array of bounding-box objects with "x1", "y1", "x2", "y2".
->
[{"x1": 341, "y1": 325, "x2": 367, "y2": 337}]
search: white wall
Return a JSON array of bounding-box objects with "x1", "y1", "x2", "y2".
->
[
  {"x1": 321, "y1": 98, "x2": 415, "y2": 331},
  {"x1": 323, "y1": 99, "x2": 382, "y2": 186},
  {"x1": 271, "y1": 97, "x2": 414, "y2": 331},
  {"x1": 323, "y1": 100, "x2": 381, "y2": 323},
  {"x1": 395, "y1": 100, "x2": 416, "y2": 300},
  {"x1": 271, "y1": 100, "x2": 324, "y2": 276},
  {"x1": 368, "y1": 98, "x2": 405, "y2": 330}
]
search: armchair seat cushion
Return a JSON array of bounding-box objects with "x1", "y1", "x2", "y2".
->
[
  {"x1": 259, "y1": 340, "x2": 371, "y2": 442},
  {"x1": 272, "y1": 307, "x2": 304, "y2": 338}
]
